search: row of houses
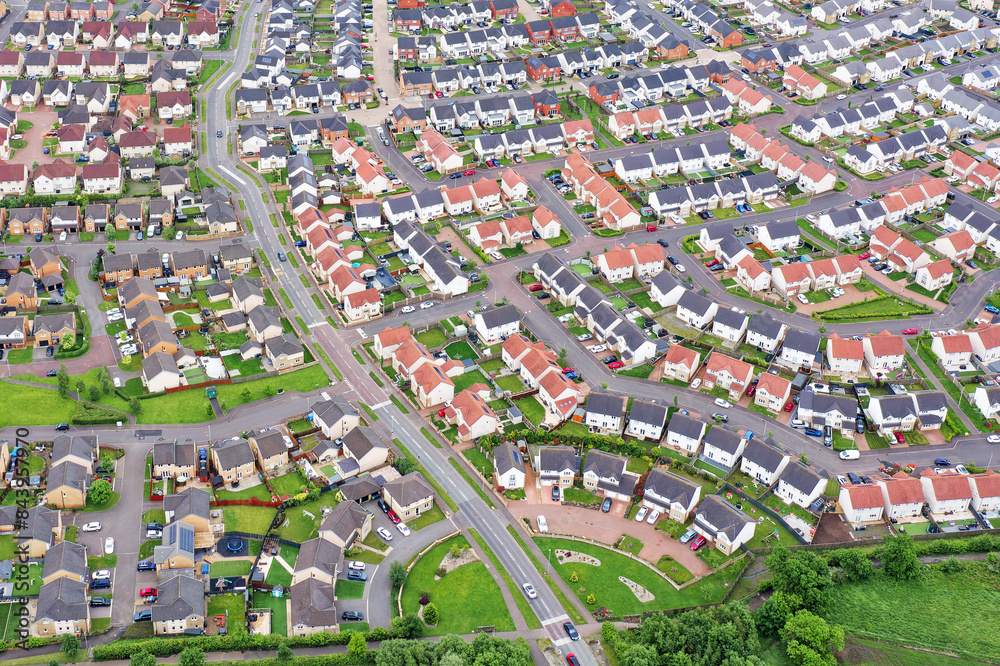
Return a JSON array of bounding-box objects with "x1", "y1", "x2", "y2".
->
[
  {"x1": 727, "y1": 123, "x2": 839, "y2": 194},
  {"x1": 562, "y1": 153, "x2": 640, "y2": 231},
  {"x1": 412, "y1": 91, "x2": 562, "y2": 134},
  {"x1": 646, "y1": 0, "x2": 745, "y2": 49},
  {"x1": 588, "y1": 60, "x2": 732, "y2": 107},
  {"x1": 915, "y1": 74, "x2": 1000, "y2": 133},
  {"x1": 393, "y1": 0, "x2": 519, "y2": 32},
  {"x1": 647, "y1": 171, "x2": 783, "y2": 217},
  {"x1": 816, "y1": 177, "x2": 949, "y2": 244},
  {"x1": 789, "y1": 93, "x2": 910, "y2": 143},
  {"x1": 9, "y1": 18, "x2": 220, "y2": 49}
]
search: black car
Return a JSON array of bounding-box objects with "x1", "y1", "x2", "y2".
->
[
  {"x1": 137, "y1": 561, "x2": 156, "y2": 571},
  {"x1": 564, "y1": 622, "x2": 579, "y2": 640},
  {"x1": 535, "y1": 291, "x2": 549, "y2": 299},
  {"x1": 847, "y1": 472, "x2": 862, "y2": 484},
  {"x1": 46, "y1": 369, "x2": 59, "y2": 377},
  {"x1": 90, "y1": 597, "x2": 111, "y2": 607},
  {"x1": 55, "y1": 423, "x2": 69, "y2": 431},
  {"x1": 602, "y1": 355, "x2": 617, "y2": 364},
  {"x1": 657, "y1": 239, "x2": 669, "y2": 248},
  {"x1": 667, "y1": 255, "x2": 679, "y2": 265},
  {"x1": 552, "y1": 485, "x2": 560, "y2": 501},
  {"x1": 347, "y1": 570, "x2": 367, "y2": 581},
  {"x1": 216, "y1": 130, "x2": 223, "y2": 138},
  {"x1": 377, "y1": 498, "x2": 389, "y2": 513},
  {"x1": 935, "y1": 458, "x2": 951, "y2": 466},
  {"x1": 90, "y1": 578, "x2": 111, "y2": 590},
  {"x1": 46, "y1": 346, "x2": 54, "y2": 357},
  {"x1": 601, "y1": 497, "x2": 612, "y2": 513},
  {"x1": 134, "y1": 610, "x2": 152, "y2": 622},
  {"x1": 35, "y1": 234, "x2": 43, "y2": 242},
  {"x1": 855, "y1": 415, "x2": 864, "y2": 433},
  {"x1": 342, "y1": 611, "x2": 364, "y2": 621}
]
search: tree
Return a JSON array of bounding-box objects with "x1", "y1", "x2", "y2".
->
[
  {"x1": 558, "y1": 347, "x2": 568, "y2": 359},
  {"x1": 98, "y1": 367, "x2": 112, "y2": 394},
  {"x1": 838, "y1": 550, "x2": 874, "y2": 582},
  {"x1": 755, "y1": 592, "x2": 794, "y2": 639},
  {"x1": 242, "y1": 386, "x2": 251, "y2": 401},
  {"x1": 570, "y1": 571, "x2": 578, "y2": 583},
  {"x1": 879, "y1": 534, "x2": 921, "y2": 581},
  {"x1": 781, "y1": 610, "x2": 844, "y2": 666},
  {"x1": 130, "y1": 653, "x2": 156, "y2": 666},
  {"x1": 206, "y1": 402, "x2": 215, "y2": 417},
  {"x1": 620, "y1": 644, "x2": 659, "y2": 666},
  {"x1": 130, "y1": 397, "x2": 142, "y2": 414},
  {"x1": 178, "y1": 647, "x2": 205, "y2": 666},
  {"x1": 88, "y1": 479, "x2": 113, "y2": 506},
  {"x1": 347, "y1": 632, "x2": 367, "y2": 656},
  {"x1": 389, "y1": 560, "x2": 407, "y2": 587},
  {"x1": 276, "y1": 644, "x2": 294, "y2": 664},
  {"x1": 56, "y1": 365, "x2": 70, "y2": 399},
  {"x1": 88, "y1": 385, "x2": 100, "y2": 402},
  {"x1": 390, "y1": 612, "x2": 424, "y2": 638},
  {"x1": 818, "y1": 325, "x2": 827, "y2": 334},
  {"x1": 75, "y1": 379, "x2": 85, "y2": 396},
  {"x1": 986, "y1": 551, "x2": 1000, "y2": 574},
  {"x1": 396, "y1": 457, "x2": 417, "y2": 475},
  {"x1": 439, "y1": 653, "x2": 464, "y2": 666},
  {"x1": 423, "y1": 602, "x2": 439, "y2": 625},
  {"x1": 766, "y1": 546, "x2": 831, "y2": 613},
  {"x1": 60, "y1": 634, "x2": 79, "y2": 658}
]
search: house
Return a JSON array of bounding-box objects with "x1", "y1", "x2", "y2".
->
[
  {"x1": 474, "y1": 304, "x2": 520, "y2": 343},
  {"x1": 675, "y1": 290, "x2": 718, "y2": 330},
  {"x1": 211, "y1": 437, "x2": 256, "y2": 485},
  {"x1": 756, "y1": 220, "x2": 800, "y2": 253},
  {"x1": 581, "y1": 449, "x2": 637, "y2": 501},
  {"x1": 863, "y1": 331, "x2": 906, "y2": 376},
  {"x1": 745, "y1": 313, "x2": 786, "y2": 351},
  {"x1": 839, "y1": 483, "x2": 885, "y2": 525},
  {"x1": 536, "y1": 446, "x2": 576, "y2": 488},
  {"x1": 248, "y1": 429, "x2": 289, "y2": 472},
  {"x1": 43, "y1": 461, "x2": 90, "y2": 508},
  {"x1": 291, "y1": 538, "x2": 342, "y2": 587},
  {"x1": 931, "y1": 334, "x2": 973, "y2": 372},
  {"x1": 754, "y1": 373, "x2": 791, "y2": 413},
  {"x1": 152, "y1": 440, "x2": 196, "y2": 481},
  {"x1": 660, "y1": 344, "x2": 700, "y2": 383},
  {"x1": 41, "y1": 541, "x2": 88, "y2": 586},
  {"x1": 878, "y1": 472, "x2": 925, "y2": 519},
  {"x1": 584, "y1": 392, "x2": 625, "y2": 435},
  {"x1": 624, "y1": 400, "x2": 668, "y2": 442},
  {"x1": 493, "y1": 441, "x2": 525, "y2": 490},
  {"x1": 163, "y1": 487, "x2": 212, "y2": 549},
  {"x1": 382, "y1": 472, "x2": 435, "y2": 521},
  {"x1": 265, "y1": 333, "x2": 305, "y2": 372},
  {"x1": 775, "y1": 463, "x2": 825, "y2": 509},
  {"x1": 920, "y1": 469, "x2": 973, "y2": 516},
  {"x1": 702, "y1": 427, "x2": 746, "y2": 469},
  {"x1": 317, "y1": 501, "x2": 372, "y2": 549},
  {"x1": 968, "y1": 472, "x2": 1000, "y2": 513},
  {"x1": 826, "y1": 334, "x2": 864, "y2": 375},
  {"x1": 642, "y1": 468, "x2": 701, "y2": 523},
  {"x1": 151, "y1": 574, "x2": 205, "y2": 636},
  {"x1": 778, "y1": 329, "x2": 821, "y2": 371},
  {"x1": 692, "y1": 495, "x2": 756, "y2": 555},
  {"x1": 703, "y1": 352, "x2": 755, "y2": 400},
  {"x1": 665, "y1": 413, "x2": 706, "y2": 454},
  {"x1": 739, "y1": 439, "x2": 789, "y2": 486},
  {"x1": 341, "y1": 427, "x2": 390, "y2": 472},
  {"x1": 31, "y1": 578, "x2": 89, "y2": 638}
]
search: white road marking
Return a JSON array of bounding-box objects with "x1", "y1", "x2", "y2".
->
[
  {"x1": 219, "y1": 165, "x2": 246, "y2": 185},
  {"x1": 371, "y1": 401, "x2": 391, "y2": 409},
  {"x1": 542, "y1": 614, "x2": 570, "y2": 626}
]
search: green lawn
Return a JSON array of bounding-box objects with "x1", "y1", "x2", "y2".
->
[
  {"x1": 462, "y1": 448, "x2": 494, "y2": 477},
  {"x1": 496, "y1": 375, "x2": 525, "y2": 393},
  {"x1": 252, "y1": 592, "x2": 287, "y2": 635},
  {"x1": 514, "y1": 396, "x2": 546, "y2": 426},
  {"x1": 222, "y1": 506, "x2": 276, "y2": 535},
  {"x1": 270, "y1": 472, "x2": 307, "y2": 498},
  {"x1": 210, "y1": 560, "x2": 253, "y2": 577},
  {"x1": 453, "y1": 369, "x2": 490, "y2": 393},
  {"x1": 217, "y1": 365, "x2": 329, "y2": 412},
  {"x1": 0, "y1": 381, "x2": 76, "y2": 427},
  {"x1": 336, "y1": 579, "x2": 366, "y2": 600},
  {"x1": 534, "y1": 537, "x2": 741, "y2": 615},
  {"x1": 276, "y1": 495, "x2": 338, "y2": 543},
  {"x1": 444, "y1": 341, "x2": 477, "y2": 360},
  {"x1": 825, "y1": 563, "x2": 1000, "y2": 661},
  {"x1": 414, "y1": 328, "x2": 449, "y2": 348},
  {"x1": 408, "y1": 503, "x2": 446, "y2": 531},
  {"x1": 401, "y1": 535, "x2": 515, "y2": 635},
  {"x1": 206, "y1": 594, "x2": 245, "y2": 633}
]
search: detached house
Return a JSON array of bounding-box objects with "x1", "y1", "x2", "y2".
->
[{"x1": 642, "y1": 468, "x2": 701, "y2": 523}]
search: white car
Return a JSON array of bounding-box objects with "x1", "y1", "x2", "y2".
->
[
  {"x1": 714, "y1": 398, "x2": 732, "y2": 408},
  {"x1": 634, "y1": 506, "x2": 648, "y2": 522},
  {"x1": 376, "y1": 526, "x2": 393, "y2": 541},
  {"x1": 675, "y1": 264, "x2": 686, "y2": 273},
  {"x1": 537, "y1": 515, "x2": 548, "y2": 533},
  {"x1": 107, "y1": 313, "x2": 124, "y2": 322},
  {"x1": 400, "y1": 305, "x2": 415, "y2": 314},
  {"x1": 146, "y1": 529, "x2": 162, "y2": 539},
  {"x1": 91, "y1": 569, "x2": 111, "y2": 580},
  {"x1": 591, "y1": 344, "x2": 607, "y2": 354},
  {"x1": 419, "y1": 301, "x2": 434, "y2": 309},
  {"x1": 839, "y1": 449, "x2": 860, "y2": 460},
  {"x1": 837, "y1": 94, "x2": 847, "y2": 100},
  {"x1": 490, "y1": 251, "x2": 504, "y2": 260},
  {"x1": 797, "y1": 293, "x2": 809, "y2": 305},
  {"x1": 397, "y1": 522, "x2": 411, "y2": 536},
  {"x1": 522, "y1": 583, "x2": 538, "y2": 599},
  {"x1": 104, "y1": 537, "x2": 114, "y2": 554},
  {"x1": 82, "y1": 522, "x2": 102, "y2": 532},
  {"x1": 988, "y1": 435, "x2": 1000, "y2": 444},
  {"x1": 577, "y1": 333, "x2": 593, "y2": 341},
  {"x1": 691, "y1": 378, "x2": 702, "y2": 389},
  {"x1": 348, "y1": 561, "x2": 366, "y2": 571},
  {"x1": 742, "y1": 74, "x2": 751, "y2": 82},
  {"x1": 646, "y1": 509, "x2": 660, "y2": 525},
  {"x1": 989, "y1": 196, "x2": 999, "y2": 204}
]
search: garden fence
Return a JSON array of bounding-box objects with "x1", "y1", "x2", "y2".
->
[{"x1": 720, "y1": 482, "x2": 807, "y2": 546}]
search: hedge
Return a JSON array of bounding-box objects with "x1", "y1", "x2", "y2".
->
[
  {"x1": 93, "y1": 626, "x2": 395, "y2": 660},
  {"x1": 72, "y1": 403, "x2": 128, "y2": 426},
  {"x1": 823, "y1": 534, "x2": 1000, "y2": 566}
]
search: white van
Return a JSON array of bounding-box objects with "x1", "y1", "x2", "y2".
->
[
  {"x1": 147, "y1": 225, "x2": 156, "y2": 238},
  {"x1": 537, "y1": 515, "x2": 548, "y2": 533},
  {"x1": 839, "y1": 449, "x2": 860, "y2": 460}
]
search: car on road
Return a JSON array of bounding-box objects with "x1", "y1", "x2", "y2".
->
[
  {"x1": 216, "y1": 130, "x2": 223, "y2": 138},
  {"x1": 463, "y1": 169, "x2": 476, "y2": 176},
  {"x1": 82, "y1": 522, "x2": 101, "y2": 532},
  {"x1": 420, "y1": 301, "x2": 434, "y2": 309},
  {"x1": 837, "y1": 94, "x2": 847, "y2": 100},
  {"x1": 988, "y1": 435, "x2": 1000, "y2": 443},
  {"x1": 449, "y1": 173, "x2": 462, "y2": 179},
  {"x1": 714, "y1": 398, "x2": 732, "y2": 408},
  {"x1": 401, "y1": 305, "x2": 415, "y2": 313},
  {"x1": 522, "y1": 583, "x2": 538, "y2": 599},
  {"x1": 104, "y1": 537, "x2": 114, "y2": 554},
  {"x1": 566, "y1": 655, "x2": 581, "y2": 666},
  {"x1": 46, "y1": 369, "x2": 59, "y2": 377},
  {"x1": 348, "y1": 561, "x2": 366, "y2": 571},
  {"x1": 564, "y1": 622, "x2": 580, "y2": 641},
  {"x1": 635, "y1": 506, "x2": 648, "y2": 522},
  {"x1": 397, "y1": 522, "x2": 411, "y2": 536},
  {"x1": 347, "y1": 570, "x2": 367, "y2": 581},
  {"x1": 935, "y1": 458, "x2": 951, "y2": 466},
  {"x1": 679, "y1": 529, "x2": 698, "y2": 544},
  {"x1": 902, "y1": 327, "x2": 919, "y2": 335},
  {"x1": 277, "y1": 252, "x2": 286, "y2": 262},
  {"x1": 342, "y1": 611, "x2": 364, "y2": 621},
  {"x1": 376, "y1": 527, "x2": 393, "y2": 541},
  {"x1": 689, "y1": 535, "x2": 707, "y2": 551},
  {"x1": 92, "y1": 570, "x2": 111, "y2": 580},
  {"x1": 840, "y1": 449, "x2": 860, "y2": 460}
]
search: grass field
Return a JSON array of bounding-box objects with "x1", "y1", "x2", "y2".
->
[
  {"x1": 453, "y1": 369, "x2": 490, "y2": 393},
  {"x1": 414, "y1": 328, "x2": 449, "y2": 348},
  {"x1": 206, "y1": 594, "x2": 245, "y2": 634},
  {"x1": 762, "y1": 636, "x2": 977, "y2": 666},
  {"x1": 444, "y1": 341, "x2": 477, "y2": 360},
  {"x1": 276, "y1": 495, "x2": 338, "y2": 543},
  {"x1": 401, "y1": 535, "x2": 515, "y2": 635},
  {"x1": 824, "y1": 564, "x2": 1000, "y2": 661},
  {"x1": 222, "y1": 506, "x2": 276, "y2": 536},
  {"x1": 514, "y1": 396, "x2": 545, "y2": 425},
  {"x1": 210, "y1": 560, "x2": 253, "y2": 577},
  {"x1": 336, "y1": 579, "x2": 366, "y2": 600},
  {"x1": 534, "y1": 537, "x2": 742, "y2": 616},
  {"x1": 252, "y1": 592, "x2": 287, "y2": 635}
]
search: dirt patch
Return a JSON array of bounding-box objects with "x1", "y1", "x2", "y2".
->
[
  {"x1": 811, "y1": 511, "x2": 852, "y2": 545},
  {"x1": 619, "y1": 576, "x2": 654, "y2": 603},
  {"x1": 434, "y1": 544, "x2": 479, "y2": 579},
  {"x1": 556, "y1": 549, "x2": 600, "y2": 566}
]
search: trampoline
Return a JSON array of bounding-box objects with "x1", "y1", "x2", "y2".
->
[{"x1": 226, "y1": 538, "x2": 244, "y2": 553}]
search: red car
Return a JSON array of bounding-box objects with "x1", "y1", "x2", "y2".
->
[
  {"x1": 784, "y1": 402, "x2": 794, "y2": 412},
  {"x1": 529, "y1": 284, "x2": 543, "y2": 292},
  {"x1": 690, "y1": 535, "x2": 707, "y2": 551},
  {"x1": 438, "y1": 408, "x2": 447, "y2": 417},
  {"x1": 140, "y1": 588, "x2": 157, "y2": 597},
  {"x1": 858, "y1": 252, "x2": 871, "y2": 260},
  {"x1": 562, "y1": 367, "x2": 574, "y2": 374},
  {"x1": 428, "y1": 94, "x2": 436, "y2": 99},
  {"x1": 608, "y1": 360, "x2": 624, "y2": 369},
  {"x1": 435, "y1": 91, "x2": 444, "y2": 97},
  {"x1": 894, "y1": 431, "x2": 905, "y2": 444},
  {"x1": 746, "y1": 386, "x2": 755, "y2": 397},
  {"x1": 387, "y1": 510, "x2": 401, "y2": 524},
  {"x1": 902, "y1": 328, "x2": 918, "y2": 335},
  {"x1": 463, "y1": 169, "x2": 476, "y2": 176},
  {"x1": 646, "y1": 225, "x2": 657, "y2": 232},
  {"x1": 705, "y1": 259, "x2": 720, "y2": 267}
]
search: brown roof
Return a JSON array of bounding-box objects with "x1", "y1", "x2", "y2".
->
[
  {"x1": 867, "y1": 331, "x2": 904, "y2": 357},
  {"x1": 927, "y1": 474, "x2": 973, "y2": 501},
  {"x1": 845, "y1": 483, "x2": 883, "y2": 509},
  {"x1": 118, "y1": 130, "x2": 157, "y2": 148},
  {"x1": 970, "y1": 472, "x2": 1000, "y2": 499},
  {"x1": 881, "y1": 475, "x2": 923, "y2": 505}
]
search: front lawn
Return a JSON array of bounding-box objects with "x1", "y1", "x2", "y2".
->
[
  {"x1": 336, "y1": 579, "x2": 366, "y2": 600},
  {"x1": 401, "y1": 535, "x2": 515, "y2": 635},
  {"x1": 408, "y1": 504, "x2": 445, "y2": 530}
]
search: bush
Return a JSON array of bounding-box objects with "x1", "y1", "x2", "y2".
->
[
  {"x1": 422, "y1": 603, "x2": 438, "y2": 626},
  {"x1": 939, "y1": 556, "x2": 964, "y2": 574},
  {"x1": 419, "y1": 594, "x2": 429, "y2": 606},
  {"x1": 435, "y1": 566, "x2": 447, "y2": 578},
  {"x1": 586, "y1": 593, "x2": 596, "y2": 605}
]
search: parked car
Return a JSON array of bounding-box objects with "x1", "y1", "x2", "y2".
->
[
  {"x1": 714, "y1": 398, "x2": 732, "y2": 408},
  {"x1": 645, "y1": 509, "x2": 660, "y2": 524},
  {"x1": 679, "y1": 529, "x2": 698, "y2": 544},
  {"x1": 82, "y1": 522, "x2": 102, "y2": 532},
  {"x1": 134, "y1": 610, "x2": 152, "y2": 622},
  {"x1": 689, "y1": 535, "x2": 707, "y2": 551},
  {"x1": 347, "y1": 570, "x2": 367, "y2": 581},
  {"x1": 634, "y1": 506, "x2": 648, "y2": 522},
  {"x1": 564, "y1": 622, "x2": 579, "y2": 641},
  {"x1": 342, "y1": 611, "x2": 364, "y2": 621},
  {"x1": 376, "y1": 527, "x2": 393, "y2": 541},
  {"x1": 840, "y1": 449, "x2": 860, "y2": 460},
  {"x1": 601, "y1": 497, "x2": 612, "y2": 513}
]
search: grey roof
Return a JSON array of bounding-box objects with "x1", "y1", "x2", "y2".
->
[
  {"x1": 798, "y1": 391, "x2": 858, "y2": 420},
  {"x1": 677, "y1": 289, "x2": 714, "y2": 317},
  {"x1": 742, "y1": 439, "x2": 786, "y2": 472},
  {"x1": 493, "y1": 441, "x2": 524, "y2": 476},
  {"x1": 41, "y1": 540, "x2": 88, "y2": 580},
  {"x1": 629, "y1": 400, "x2": 667, "y2": 428},
  {"x1": 220, "y1": 242, "x2": 252, "y2": 263},
  {"x1": 295, "y1": 537, "x2": 342, "y2": 578},
  {"x1": 35, "y1": 577, "x2": 88, "y2": 622},
  {"x1": 875, "y1": 395, "x2": 918, "y2": 419},
  {"x1": 703, "y1": 426, "x2": 743, "y2": 455},
  {"x1": 779, "y1": 462, "x2": 824, "y2": 495},
  {"x1": 33, "y1": 311, "x2": 75, "y2": 336},
  {"x1": 383, "y1": 472, "x2": 434, "y2": 506},
  {"x1": 249, "y1": 429, "x2": 287, "y2": 460},
  {"x1": 342, "y1": 426, "x2": 387, "y2": 461},
  {"x1": 782, "y1": 329, "x2": 821, "y2": 355},
  {"x1": 713, "y1": 308, "x2": 748, "y2": 332},
  {"x1": 212, "y1": 437, "x2": 255, "y2": 470},
  {"x1": 231, "y1": 275, "x2": 264, "y2": 304},
  {"x1": 746, "y1": 312, "x2": 784, "y2": 339},
  {"x1": 586, "y1": 392, "x2": 624, "y2": 419},
  {"x1": 151, "y1": 573, "x2": 204, "y2": 622},
  {"x1": 667, "y1": 413, "x2": 705, "y2": 440},
  {"x1": 290, "y1": 578, "x2": 337, "y2": 629},
  {"x1": 311, "y1": 397, "x2": 355, "y2": 425},
  {"x1": 538, "y1": 446, "x2": 576, "y2": 474},
  {"x1": 694, "y1": 495, "x2": 754, "y2": 542},
  {"x1": 644, "y1": 468, "x2": 699, "y2": 506},
  {"x1": 583, "y1": 449, "x2": 627, "y2": 480},
  {"x1": 914, "y1": 391, "x2": 948, "y2": 413},
  {"x1": 338, "y1": 475, "x2": 385, "y2": 502},
  {"x1": 51, "y1": 434, "x2": 96, "y2": 465},
  {"x1": 478, "y1": 304, "x2": 520, "y2": 330},
  {"x1": 153, "y1": 439, "x2": 196, "y2": 468},
  {"x1": 319, "y1": 501, "x2": 369, "y2": 544},
  {"x1": 154, "y1": 522, "x2": 196, "y2": 565},
  {"x1": 164, "y1": 487, "x2": 210, "y2": 522},
  {"x1": 265, "y1": 333, "x2": 303, "y2": 359},
  {"x1": 47, "y1": 460, "x2": 90, "y2": 495},
  {"x1": 142, "y1": 350, "x2": 178, "y2": 380}
]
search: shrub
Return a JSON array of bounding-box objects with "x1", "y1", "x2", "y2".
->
[
  {"x1": 586, "y1": 593, "x2": 596, "y2": 605},
  {"x1": 436, "y1": 567, "x2": 447, "y2": 578},
  {"x1": 939, "y1": 556, "x2": 963, "y2": 574},
  {"x1": 422, "y1": 603, "x2": 438, "y2": 626},
  {"x1": 419, "y1": 594, "x2": 429, "y2": 606}
]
